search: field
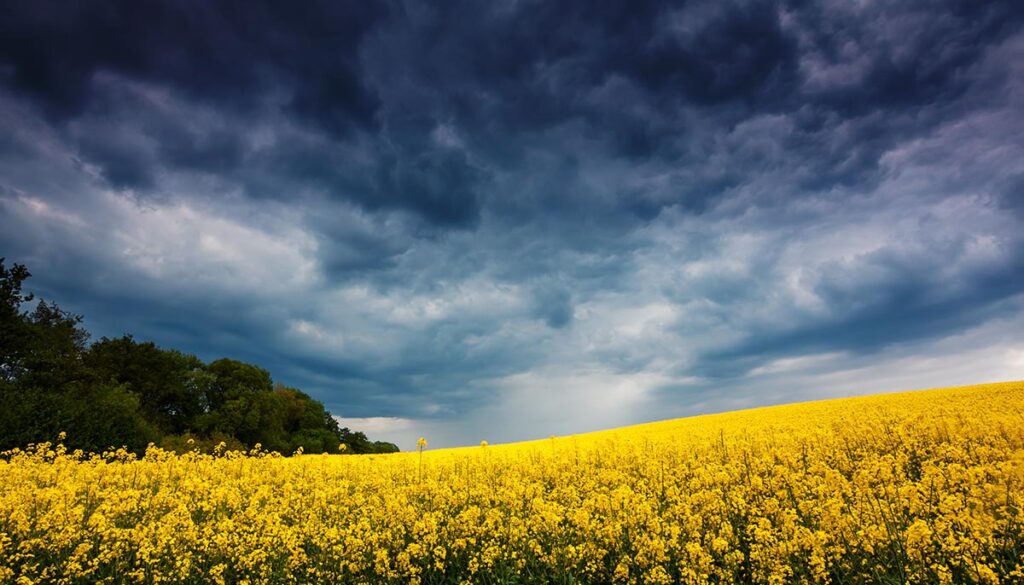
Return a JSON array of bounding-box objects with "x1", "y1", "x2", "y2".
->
[{"x1": 2, "y1": 381, "x2": 1023, "y2": 584}]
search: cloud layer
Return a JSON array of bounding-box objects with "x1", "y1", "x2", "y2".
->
[{"x1": 2, "y1": 0, "x2": 1023, "y2": 448}]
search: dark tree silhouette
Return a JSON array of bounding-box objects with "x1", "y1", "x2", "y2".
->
[{"x1": 0, "y1": 258, "x2": 398, "y2": 455}]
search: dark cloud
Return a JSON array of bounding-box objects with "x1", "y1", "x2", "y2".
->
[
  {"x1": 529, "y1": 284, "x2": 574, "y2": 329},
  {"x1": 621, "y1": 2, "x2": 799, "y2": 105},
  {"x1": 694, "y1": 230, "x2": 1024, "y2": 379},
  {"x1": 372, "y1": 145, "x2": 486, "y2": 227},
  {"x1": 5, "y1": 0, "x2": 1016, "y2": 225},
  {"x1": 791, "y1": 0, "x2": 1024, "y2": 113},
  {"x1": 2, "y1": 0, "x2": 1023, "y2": 446},
  {"x1": 1002, "y1": 175, "x2": 1024, "y2": 217},
  {"x1": 0, "y1": 0, "x2": 388, "y2": 126}
]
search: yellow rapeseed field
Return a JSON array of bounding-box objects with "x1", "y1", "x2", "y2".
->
[{"x1": 2, "y1": 381, "x2": 1023, "y2": 584}]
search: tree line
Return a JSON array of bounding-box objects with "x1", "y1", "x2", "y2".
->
[{"x1": 0, "y1": 259, "x2": 399, "y2": 455}]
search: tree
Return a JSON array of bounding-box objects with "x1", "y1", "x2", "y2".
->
[
  {"x1": 196, "y1": 358, "x2": 286, "y2": 449},
  {"x1": 275, "y1": 384, "x2": 351, "y2": 454},
  {"x1": 338, "y1": 426, "x2": 399, "y2": 454},
  {"x1": 202, "y1": 358, "x2": 274, "y2": 410},
  {"x1": 0, "y1": 259, "x2": 399, "y2": 455},
  {"x1": 0, "y1": 259, "x2": 89, "y2": 389},
  {"x1": 85, "y1": 336, "x2": 205, "y2": 435},
  {"x1": 0, "y1": 259, "x2": 154, "y2": 452},
  {"x1": 0, "y1": 259, "x2": 33, "y2": 385}
]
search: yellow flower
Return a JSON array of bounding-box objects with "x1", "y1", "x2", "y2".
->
[{"x1": 0, "y1": 381, "x2": 1021, "y2": 584}]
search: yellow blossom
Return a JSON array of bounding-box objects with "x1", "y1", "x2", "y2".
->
[{"x1": 0, "y1": 381, "x2": 1021, "y2": 584}]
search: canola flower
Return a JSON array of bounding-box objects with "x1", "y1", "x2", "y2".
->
[{"x1": 1, "y1": 381, "x2": 1023, "y2": 584}]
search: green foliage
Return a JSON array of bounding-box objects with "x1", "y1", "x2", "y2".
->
[
  {"x1": 0, "y1": 258, "x2": 398, "y2": 455},
  {"x1": 85, "y1": 336, "x2": 205, "y2": 435},
  {"x1": 0, "y1": 260, "x2": 35, "y2": 385},
  {"x1": 339, "y1": 426, "x2": 401, "y2": 454},
  {"x1": 158, "y1": 432, "x2": 245, "y2": 454},
  {"x1": 0, "y1": 259, "x2": 151, "y2": 454},
  {"x1": 58, "y1": 382, "x2": 160, "y2": 453}
]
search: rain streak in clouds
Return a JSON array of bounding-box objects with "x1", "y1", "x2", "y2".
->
[{"x1": 1, "y1": 0, "x2": 1023, "y2": 448}]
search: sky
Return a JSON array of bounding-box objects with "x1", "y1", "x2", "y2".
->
[{"x1": 1, "y1": 0, "x2": 1023, "y2": 450}]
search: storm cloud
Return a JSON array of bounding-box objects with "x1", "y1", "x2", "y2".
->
[{"x1": 2, "y1": 0, "x2": 1023, "y2": 448}]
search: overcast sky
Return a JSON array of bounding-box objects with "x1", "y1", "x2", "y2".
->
[{"x1": 2, "y1": 0, "x2": 1023, "y2": 449}]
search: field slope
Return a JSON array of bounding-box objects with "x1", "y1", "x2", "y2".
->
[{"x1": 2, "y1": 381, "x2": 1023, "y2": 584}]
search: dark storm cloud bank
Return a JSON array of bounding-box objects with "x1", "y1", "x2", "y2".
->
[
  {"x1": 6, "y1": 0, "x2": 1022, "y2": 224},
  {"x1": 0, "y1": 1, "x2": 386, "y2": 127},
  {"x1": 3, "y1": 0, "x2": 1024, "y2": 441}
]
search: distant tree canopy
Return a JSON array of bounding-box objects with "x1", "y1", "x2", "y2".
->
[{"x1": 0, "y1": 259, "x2": 399, "y2": 455}]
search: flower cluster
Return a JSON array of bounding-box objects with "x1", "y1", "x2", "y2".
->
[{"x1": 1, "y1": 381, "x2": 1022, "y2": 584}]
